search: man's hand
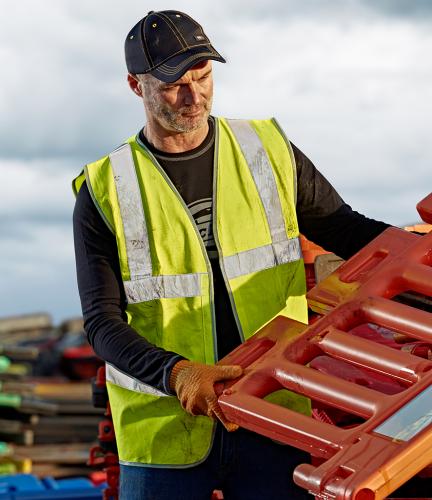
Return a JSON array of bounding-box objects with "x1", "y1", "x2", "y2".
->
[{"x1": 170, "y1": 360, "x2": 243, "y2": 432}]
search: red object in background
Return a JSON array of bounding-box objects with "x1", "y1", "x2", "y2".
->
[
  {"x1": 63, "y1": 344, "x2": 96, "y2": 359},
  {"x1": 61, "y1": 344, "x2": 104, "y2": 380},
  {"x1": 103, "y1": 465, "x2": 119, "y2": 500},
  {"x1": 88, "y1": 447, "x2": 118, "y2": 470},
  {"x1": 98, "y1": 419, "x2": 115, "y2": 443},
  {"x1": 89, "y1": 471, "x2": 107, "y2": 486},
  {"x1": 88, "y1": 447, "x2": 119, "y2": 500},
  {"x1": 218, "y1": 193, "x2": 432, "y2": 499},
  {"x1": 89, "y1": 366, "x2": 119, "y2": 500}
]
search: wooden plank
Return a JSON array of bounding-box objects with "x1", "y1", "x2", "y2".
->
[
  {"x1": 12, "y1": 442, "x2": 94, "y2": 464},
  {"x1": 0, "y1": 313, "x2": 52, "y2": 334},
  {"x1": 31, "y1": 464, "x2": 94, "y2": 478},
  {"x1": 58, "y1": 317, "x2": 84, "y2": 334},
  {"x1": 0, "y1": 429, "x2": 33, "y2": 446},
  {"x1": 35, "y1": 382, "x2": 93, "y2": 401}
]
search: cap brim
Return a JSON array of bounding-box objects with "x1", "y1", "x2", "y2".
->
[{"x1": 150, "y1": 45, "x2": 226, "y2": 83}]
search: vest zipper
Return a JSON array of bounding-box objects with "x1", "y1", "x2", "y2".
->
[{"x1": 212, "y1": 119, "x2": 245, "y2": 343}]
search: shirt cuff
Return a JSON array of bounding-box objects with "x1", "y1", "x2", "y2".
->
[{"x1": 162, "y1": 354, "x2": 187, "y2": 395}]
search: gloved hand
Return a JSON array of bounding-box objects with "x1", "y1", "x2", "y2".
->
[{"x1": 170, "y1": 360, "x2": 243, "y2": 432}]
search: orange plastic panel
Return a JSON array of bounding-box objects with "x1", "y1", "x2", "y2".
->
[
  {"x1": 417, "y1": 193, "x2": 432, "y2": 225},
  {"x1": 218, "y1": 193, "x2": 432, "y2": 499}
]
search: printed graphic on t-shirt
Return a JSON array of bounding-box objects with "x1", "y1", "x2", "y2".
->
[
  {"x1": 188, "y1": 198, "x2": 218, "y2": 260},
  {"x1": 188, "y1": 198, "x2": 215, "y2": 248}
]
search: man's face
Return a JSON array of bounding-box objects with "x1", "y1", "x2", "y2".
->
[{"x1": 138, "y1": 60, "x2": 213, "y2": 134}]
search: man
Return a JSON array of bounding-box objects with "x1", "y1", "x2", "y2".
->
[{"x1": 73, "y1": 10, "x2": 389, "y2": 499}]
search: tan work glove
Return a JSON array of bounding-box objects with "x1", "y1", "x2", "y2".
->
[{"x1": 170, "y1": 360, "x2": 243, "y2": 432}]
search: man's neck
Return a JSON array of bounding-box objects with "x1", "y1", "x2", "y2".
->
[{"x1": 143, "y1": 121, "x2": 209, "y2": 154}]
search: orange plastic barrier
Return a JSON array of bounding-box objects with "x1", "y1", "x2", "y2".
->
[
  {"x1": 218, "y1": 193, "x2": 432, "y2": 499},
  {"x1": 300, "y1": 235, "x2": 330, "y2": 290},
  {"x1": 404, "y1": 224, "x2": 432, "y2": 234}
]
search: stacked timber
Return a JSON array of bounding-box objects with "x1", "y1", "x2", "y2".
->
[{"x1": 0, "y1": 313, "x2": 104, "y2": 477}]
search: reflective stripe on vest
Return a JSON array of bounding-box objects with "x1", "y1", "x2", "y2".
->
[
  {"x1": 110, "y1": 144, "x2": 204, "y2": 303},
  {"x1": 106, "y1": 363, "x2": 168, "y2": 397},
  {"x1": 124, "y1": 273, "x2": 203, "y2": 304},
  {"x1": 223, "y1": 119, "x2": 301, "y2": 278},
  {"x1": 110, "y1": 123, "x2": 302, "y2": 304},
  {"x1": 223, "y1": 238, "x2": 301, "y2": 280},
  {"x1": 225, "y1": 120, "x2": 287, "y2": 243},
  {"x1": 109, "y1": 145, "x2": 152, "y2": 279}
]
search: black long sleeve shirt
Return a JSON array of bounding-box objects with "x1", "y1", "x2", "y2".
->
[{"x1": 73, "y1": 120, "x2": 390, "y2": 394}]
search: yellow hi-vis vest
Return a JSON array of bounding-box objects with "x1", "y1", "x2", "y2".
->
[{"x1": 73, "y1": 117, "x2": 308, "y2": 467}]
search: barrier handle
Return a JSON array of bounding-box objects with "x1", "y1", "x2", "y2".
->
[{"x1": 417, "y1": 192, "x2": 432, "y2": 224}]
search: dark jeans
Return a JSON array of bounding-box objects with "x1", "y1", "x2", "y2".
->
[{"x1": 119, "y1": 424, "x2": 312, "y2": 499}]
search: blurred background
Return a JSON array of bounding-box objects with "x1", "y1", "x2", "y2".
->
[{"x1": 1, "y1": 0, "x2": 431, "y2": 322}]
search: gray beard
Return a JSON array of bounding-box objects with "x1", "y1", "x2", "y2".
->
[{"x1": 148, "y1": 97, "x2": 213, "y2": 133}]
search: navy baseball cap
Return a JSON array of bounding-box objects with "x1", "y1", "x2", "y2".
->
[{"x1": 125, "y1": 10, "x2": 226, "y2": 83}]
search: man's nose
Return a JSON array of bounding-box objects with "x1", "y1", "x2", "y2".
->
[{"x1": 184, "y1": 83, "x2": 201, "y2": 106}]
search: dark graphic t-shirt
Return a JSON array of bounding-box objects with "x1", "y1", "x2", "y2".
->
[
  {"x1": 137, "y1": 118, "x2": 240, "y2": 356},
  {"x1": 188, "y1": 198, "x2": 215, "y2": 250},
  {"x1": 137, "y1": 118, "x2": 217, "y2": 258}
]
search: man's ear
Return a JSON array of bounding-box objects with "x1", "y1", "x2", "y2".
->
[{"x1": 127, "y1": 73, "x2": 143, "y2": 97}]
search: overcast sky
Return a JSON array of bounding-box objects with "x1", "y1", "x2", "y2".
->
[{"x1": 1, "y1": 0, "x2": 431, "y2": 322}]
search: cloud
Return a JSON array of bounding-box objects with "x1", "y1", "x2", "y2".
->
[
  {"x1": 212, "y1": 17, "x2": 432, "y2": 224},
  {"x1": 0, "y1": 220, "x2": 80, "y2": 320},
  {"x1": 0, "y1": 159, "x2": 75, "y2": 216},
  {"x1": 1, "y1": 1, "x2": 431, "y2": 321},
  {"x1": 361, "y1": 0, "x2": 432, "y2": 18},
  {"x1": 0, "y1": 158, "x2": 80, "y2": 319},
  {"x1": 210, "y1": 0, "x2": 432, "y2": 23},
  {"x1": 0, "y1": 1, "x2": 142, "y2": 162}
]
